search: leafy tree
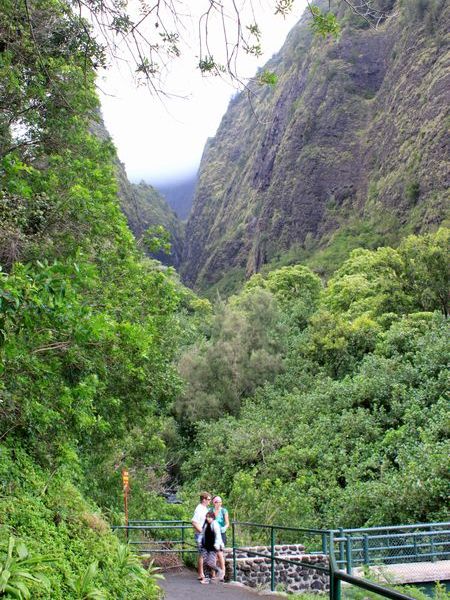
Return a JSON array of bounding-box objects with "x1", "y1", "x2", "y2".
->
[
  {"x1": 0, "y1": 0, "x2": 103, "y2": 160},
  {"x1": 246, "y1": 264, "x2": 322, "y2": 327},
  {"x1": 322, "y1": 246, "x2": 411, "y2": 319},
  {"x1": 399, "y1": 228, "x2": 449, "y2": 317},
  {"x1": 143, "y1": 225, "x2": 172, "y2": 255},
  {"x1": 175, "y1": 287, "x2": 286, "y2": 426}
]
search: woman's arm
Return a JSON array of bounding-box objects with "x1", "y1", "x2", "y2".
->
[
  {"x1": 224, "y1": 508, "x2": 230, "y2": 531},
  {"x1": 213, "y1": 521, "x2": 223, "y2": 550}
]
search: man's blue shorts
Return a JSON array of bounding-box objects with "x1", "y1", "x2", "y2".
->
[{"x1": 194, "y1": 532, "x2": 202, "y2": 554}]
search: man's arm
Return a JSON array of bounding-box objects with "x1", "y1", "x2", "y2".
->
[{"x1": 192, "y1": 518, "x2": 203, "y2": 533}]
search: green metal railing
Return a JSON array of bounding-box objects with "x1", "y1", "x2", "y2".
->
[
  {"x1": 328, "y1": 531, "x2": 415, "y2": 600},
  {"x1": 230, "y1": 522, "x2": 416, "y2": 599},
  {"x1": 231, "y1": 521, "x2": 331, "y2": 593},
  {"x1": 112, "y1": 520, "x2": 196, "y2": 555},
  {"x1": 112, "y1": 519, "x2": 448, "y2": 599},
  {"x1": 332, "y1": 522, "x2": 450, "y2": 574}
]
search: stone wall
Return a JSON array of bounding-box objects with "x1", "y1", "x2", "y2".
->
[{"x1": 223, "y1": 546, "x2": 329, "y2": 594}]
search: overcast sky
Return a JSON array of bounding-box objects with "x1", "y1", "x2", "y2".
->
[{"x1": 98, "y1": 1, "x2": 306, "y2": 186}]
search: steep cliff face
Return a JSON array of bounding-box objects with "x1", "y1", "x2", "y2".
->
[
  {"x1": 182, "y1": 0, "x2": 449, "y2": 292},
  {"x1": 156, "y1": 175, "x2": 197, "y2": 220}
]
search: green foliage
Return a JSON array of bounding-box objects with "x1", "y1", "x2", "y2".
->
[
  {"x1": 175, "y1": 287, "x2": 286, "y2": 427},
  {"x1": 116, "y1": 545, "x2": 164, "y2": 589},
  {"x1": 144, "y1": 225, "x2": 172, "y2": 255},
  {"x1": 67, "y1": 563, "x2": 106, "y2": 600},
  {"x1": 0, "y1": 537, "x2": 53, "y2": 599},
  {"x1": 198, "y1": 56, "x2": 225, "y2": 75},
  {"x1": 258, "y1": 70, "x2": 278, "y2": 86},
  {"x1": 399, "y1": 228, "x2": 449, "y2": 317},
  {"x1": 0, "y1": 0, "x2": 103, "y2": 161},
  {"x1": 179, "y1": 230, "x2": 450, "y2": 529},
  {"x1": 405, "y1": 180, "x2": 420, "y2": 203},
  {"x1": 0, "y1": 446, "x2": 169, "y2": 599},
  {"x1": 0, "y1": 0, "x2": 190, "y2": 595},
  {"x1": 246, "y1": 264, "x2": 322, "y2": 327},
  {"x1": 309, "y1": 5, "x2": 341, "y2": 39}
]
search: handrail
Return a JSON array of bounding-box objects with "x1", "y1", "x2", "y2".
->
[
  {"x1": 335, "y1": 522, "x2": 450, "y2": 534},
  {"x1": 336, "y1": 530, "x2": 450, "y2": 541},
  {"x1": 234, "y1": 521, "x2": 330, "y2": 534},
  {"x1": 113, "y1": 518, "x2": 448, "y2": 598},
  {"x1": 112, "y1": 524, "x2": 192, "y2": 530},
  {"x1": 128, "y1": 519, "x2": 189, "y2": 523},
  {"x1": 329, "y1": 531, "x2": 416, "y2": 600}
]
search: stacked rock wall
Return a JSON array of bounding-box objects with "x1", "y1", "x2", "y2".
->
[{"x1": 224, "y1": 545, "x2": 329, "y2": 594}]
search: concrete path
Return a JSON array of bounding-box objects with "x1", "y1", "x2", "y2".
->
[
  {"x1": 354, "y1": 560, "x2": 450, "y2": 584},
  {"x1": 159, "y1": 569, "x2": 262, "y2": 599}
]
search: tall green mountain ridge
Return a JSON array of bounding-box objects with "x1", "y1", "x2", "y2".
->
[{"x1": 181, "y1": 0, "x2": 449, "y2": 293}]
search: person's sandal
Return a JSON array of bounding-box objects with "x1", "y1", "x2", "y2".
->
[{"x1": 199, "y1": 578, "x2": 209, "y2": 584}]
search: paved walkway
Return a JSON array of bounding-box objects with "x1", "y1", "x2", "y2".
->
[
  {"x1": 354, "y1": 560, "x2": 450, "y2": 584},
  {"x1": 159, "y1": 569, "x2": 261, "y2": 599}
]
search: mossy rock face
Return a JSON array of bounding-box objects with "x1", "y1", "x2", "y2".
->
[{"x1": 181, "y1": 0, "x2": 449, "y2": 292}]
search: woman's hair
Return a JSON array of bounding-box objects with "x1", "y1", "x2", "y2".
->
[{"x1": 206, "y1": 511, "x2": 215, "y2": 519}]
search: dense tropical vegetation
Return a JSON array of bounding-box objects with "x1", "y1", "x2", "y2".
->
[
  {"x1": 178, "y1": 233, "x2": 449, "y2": 527},
  {"x1": 0, "y1": 0, "x2": 187, "y2": 596},
  {"x1": 0, "y1": 0, "x2": 448, "y2": 598}
]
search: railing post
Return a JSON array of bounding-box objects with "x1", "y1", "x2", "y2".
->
[
  {"x1": 270, "y1": 526, "x2": 275, "y2": 592},
  {"x1": 322, "y1": 532, "x2": 328, "y2": 555},
  {"x1": 339, "y1": 528, "x2": 344, "y2": 569},
  {"x1": 181, "y1": 522, "x2": 185, "y2": 557},
  {"x1": 363, "y1": 534, "x2": 369, "y2": 566},
  {"x1": 346, "y1": 534, "x2": 353, "y2": 575},
  {"x1": 232, "y1": 522, "x2": 237, "y2": 583},
  {"x1": 430, "y1": 530, "x2": 436, "y2": 562},
  {"x1": 413, "y1": 534, "x2": 418, "y2": 559},
  {"x1": 329, "y1": 532, "x2": 341, "y2": 600},
  {"x1": 331, "y1": 572, "x2": 341, "y2": 600}
]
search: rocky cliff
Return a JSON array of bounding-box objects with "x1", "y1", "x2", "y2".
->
[
  {"x1": 156, "y1": 175, "x2": 197, "y2": 220},
  {"x1": 181, "y1": 0, "x2": 449, "y2": 292}
]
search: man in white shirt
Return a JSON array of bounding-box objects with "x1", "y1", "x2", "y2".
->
[{"x1": 191, "y1": 491, "x2": 211, "y2": 580}]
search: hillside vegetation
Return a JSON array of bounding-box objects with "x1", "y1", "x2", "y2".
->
[
  {"x1": 91, "y1": 116, "x2": 185, "y2": 267},
  {"x1": 176, "y1": 230, "x2": 449, "y2": 527},
  {"x1": 0, "y1": 0, "x2": 188, "y2": 596}
]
